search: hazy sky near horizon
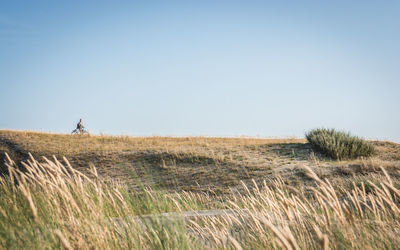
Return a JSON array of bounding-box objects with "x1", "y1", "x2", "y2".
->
[{"x1": 1, "y1": 1, "x2": 399, "y2": 141}]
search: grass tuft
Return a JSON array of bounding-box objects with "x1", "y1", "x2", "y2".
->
[{"x1": 306, "y1": 128, "x2": 375, "y2": 160}]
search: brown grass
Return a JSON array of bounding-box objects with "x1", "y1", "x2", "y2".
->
[
  {"x1": 1, "y1": 150, "x2": 400, "y2": 249},
  {"x1": 1, "y1": 129, "x2": 399, "y2": 195}
]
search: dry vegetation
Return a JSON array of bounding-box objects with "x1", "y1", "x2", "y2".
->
[
  {"x1": 1, "y1": 130, "x2": 400, "y2": 249},
  {"x1": 1, "y1": 151, "x2": 400, "y2": 249},
  {"x1": 1, "y1": 130, "x2": 399, "y2": 194}
]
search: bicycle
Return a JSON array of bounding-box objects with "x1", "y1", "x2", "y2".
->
[{"x1": 71, "y1": 127, "x2": 90, "y2": 135}]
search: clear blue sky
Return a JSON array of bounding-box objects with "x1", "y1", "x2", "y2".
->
[{"x1": 1, "y1": 1, "x2": 399, "y2": 141}]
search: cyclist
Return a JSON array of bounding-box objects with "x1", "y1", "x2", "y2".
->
[{"x1": 76, "y1": 119, "x2": 84, "y2": 133}]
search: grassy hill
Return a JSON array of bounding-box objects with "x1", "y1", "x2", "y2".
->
[
  {"x1": 1, "y1": 130, "x2": 399, "y2": 193},
  {"x1": 2, "y1": 130, "x2": 400, "y2": 249}
]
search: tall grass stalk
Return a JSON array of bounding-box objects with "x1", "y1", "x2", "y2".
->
[{"x1": 1, "y1": 153, "x2": 399, "y2": 249}]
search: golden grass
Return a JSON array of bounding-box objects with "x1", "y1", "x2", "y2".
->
[
  {"x1": 1, "y1": 130, "x2": 399, "y2": 195},
  {"x1": 0, "y1": 129, "x2": 305, "y2": 154},
  {"x1": 1, "y1": 153, "x2": 400, "y2": 249},
  {"x1": 0, "y1": 130, "x2": 307, "y2": 192}
]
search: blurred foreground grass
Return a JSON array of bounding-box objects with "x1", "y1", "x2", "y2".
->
[{"x1": 1, "y1": 153, "x2": 400, "y2": 249}]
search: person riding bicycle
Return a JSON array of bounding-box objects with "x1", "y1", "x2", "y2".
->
[
  {"x1": 71, "y1": 119, "x2": 88, "y2": 135},
  {"x1": 76, "y1": 119, "x2": 84, "y2": 133}
]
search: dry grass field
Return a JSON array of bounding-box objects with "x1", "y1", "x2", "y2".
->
[
  {"x1": 1, "y1": 130, "x2": 400, "y2": 249},
  {"x1": 1, "y1": 130, "x2": 399, "y2": 194}
]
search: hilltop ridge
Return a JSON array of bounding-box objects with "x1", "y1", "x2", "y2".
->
[{"x1": 1, "y1": 130, "x2": 399, "y2": 193}]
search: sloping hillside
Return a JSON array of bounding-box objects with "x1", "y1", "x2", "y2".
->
[{"x1": 1, "y1": 130, "x2": 399, "y2": 193}]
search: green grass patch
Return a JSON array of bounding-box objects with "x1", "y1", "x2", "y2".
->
[{"x1": 306, "y1": 128, "x2": 375, "y2": 160}]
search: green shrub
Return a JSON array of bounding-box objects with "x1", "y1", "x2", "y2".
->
[{"x1": 306, "y1": 128, "x2": 375, "y2": 160}]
